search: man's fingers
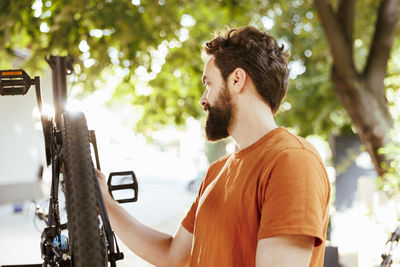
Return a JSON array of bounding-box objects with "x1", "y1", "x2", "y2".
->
[
  {"x1": 95, "y1": 169, "x2": 106, "y2": 180},
  {"x1": 94, "y1": 169, "x2": 114, "y2": 203}
]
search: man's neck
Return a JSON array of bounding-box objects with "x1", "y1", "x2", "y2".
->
[
  {"x1": 229, "y1": 108, "x2": 278, "y2": 151},
  {"x1": 226, "y1": 79, "x2": 280, "y2": 151}
]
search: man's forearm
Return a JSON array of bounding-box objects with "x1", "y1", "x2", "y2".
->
[
  {"x1": 105, "y1": 199, "x2": 176, "y2": 266},
  {"x1": 96, "y1": 168, "x2": 191, "y2": 266}
]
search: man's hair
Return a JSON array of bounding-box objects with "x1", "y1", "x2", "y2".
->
[{"x1": 204, "y1": 26, "x2": 290, "y2": 114}]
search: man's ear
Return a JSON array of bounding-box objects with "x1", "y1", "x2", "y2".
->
[{"x1": 228, "y1": 68, "x2": 247, "y2": 94}]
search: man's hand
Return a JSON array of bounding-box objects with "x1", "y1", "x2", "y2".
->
[{"x1": 95, "y1": 169, "x2": 114, "y2": 204}]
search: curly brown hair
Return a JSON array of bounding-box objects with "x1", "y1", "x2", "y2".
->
[{"x1": 204, "y1": 26, "x2": 290, "y2": 114}]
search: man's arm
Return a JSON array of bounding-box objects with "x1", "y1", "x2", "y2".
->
[
  {"x1": 255, "y1": 235, "x2": 314, "y2": 267},
  {"x1": 96, "y1": 170, "x2": 193, "y2": 267}
]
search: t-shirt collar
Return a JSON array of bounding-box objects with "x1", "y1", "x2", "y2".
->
[{"x1": 233, "y1": 127, "x2": 286, "y2": 158}]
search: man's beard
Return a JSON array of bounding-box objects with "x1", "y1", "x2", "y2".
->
[{"x1": 204, "y1": 85, "x2": 234, "y2": 141}]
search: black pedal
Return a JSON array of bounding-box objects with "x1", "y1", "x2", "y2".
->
[
  {"x1": 0, "y1": 70, "x2": 32, "y2": 95},
  {"x1": 107, "y1": 171, "x2": 138, "y2": 203}
]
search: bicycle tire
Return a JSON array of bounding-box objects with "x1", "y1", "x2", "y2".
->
[{"x1": 61, "y1": 111, "x2": 106, "y2": 267}]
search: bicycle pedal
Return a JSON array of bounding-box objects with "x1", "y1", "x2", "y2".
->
[
  {"x1": 107, "y1": 171, "x2": 138, "y2": 203},
  {"x1": 0, "y1": 70, "x2": 32, "y2": 95}
]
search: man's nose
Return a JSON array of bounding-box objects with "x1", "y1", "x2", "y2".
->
[{"x1": 199, "y1": 90, "x2": 208, "y2": 107}]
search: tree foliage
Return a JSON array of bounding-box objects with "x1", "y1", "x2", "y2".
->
[{"x1": 0, "y1": 1, "x2": 399, "y2": 155}]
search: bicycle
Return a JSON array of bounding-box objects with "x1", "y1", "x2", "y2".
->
[{"x1": 0, "y1": 56, "x2": 138, "y2": 267}]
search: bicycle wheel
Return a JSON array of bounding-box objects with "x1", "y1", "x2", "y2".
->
[{"x1": 61, "y1": 111, "x2": 106, "y2": 267}]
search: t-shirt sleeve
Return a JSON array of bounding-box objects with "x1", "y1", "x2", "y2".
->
[
  {"x1": 181, "y1": 194, "x2": 200, "y2": 233},
  {"x1": 257, "y1": 148, "x2": 330, "y2": 247},
  {"x1": 181, "y1": 174, "x2": 209, "y2": 233},
  {"x1": 181, "y1": 157, "x2": 229, "y2": 233}
]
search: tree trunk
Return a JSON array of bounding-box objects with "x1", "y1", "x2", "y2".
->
[
  {"x1": 314, "y1": 0, "x2": 399, "y2": 176},
  {"x1": 331, "y1": 69, "x2": 391, "y2": 176}
]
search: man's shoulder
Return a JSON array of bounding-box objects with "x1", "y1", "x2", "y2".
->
[
  {"x1": 208, "y1": 154, "x2": 231, "y2": 170},
  {"x1": 266, "y1": 128, "x2": 322, "y2": 162},
  {"x1": 196, "y1": 154, "x2": 231, "y2": 192}
]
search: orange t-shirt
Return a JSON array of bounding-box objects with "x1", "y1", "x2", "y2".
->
[{"x1": 181, "y1": 127, "x2": 330, "y2": 267}]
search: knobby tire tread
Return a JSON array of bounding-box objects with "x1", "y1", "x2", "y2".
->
[{"x1": 61, "y1": 111, "x2": 106, "y2": 267}]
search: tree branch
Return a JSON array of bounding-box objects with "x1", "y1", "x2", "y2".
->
[
  {"x1": 313, "y1": 0, "x2": 356, "y2": 78},
  {"x1": 364, "y1": 0, "x2": 400, "y2": 95},
  {"x1": 337, "y1": 0, "x2": 355, "y2": 57}
]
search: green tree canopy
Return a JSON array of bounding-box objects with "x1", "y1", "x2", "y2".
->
[{"x1": 1, "y1": 0, "x2": 399, "y2": 174}]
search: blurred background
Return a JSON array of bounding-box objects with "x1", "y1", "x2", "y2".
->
[{"x1": 0, "y1": 0, "x2": 400, "y2": 266}]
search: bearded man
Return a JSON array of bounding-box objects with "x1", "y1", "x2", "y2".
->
[{"x1": 97, "y1": 26, "x2": 330, "y2": 267}]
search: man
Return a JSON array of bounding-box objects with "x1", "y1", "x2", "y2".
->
[{"x1": 97, "y1": 26, "x2": 330, "y2": 267}]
